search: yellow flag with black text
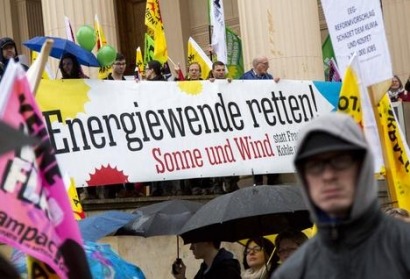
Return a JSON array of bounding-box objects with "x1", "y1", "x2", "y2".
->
[
  {"x1": 95, "y1": 14, "x2": 111, "y2": 79},
  {"x1": 378, "y1": 95, "x2": 410, "y2": 211},
  {"x1": 145, "y1": 0, "x2": 167, "y2": 64},
  {"x1": 337, "y1": 54, "x2": 362, "y2": 124},
  {"x1": 135, "y1": 46, "x2": 144, "y2": 79},
  {"x1": 337, "y1": 54, "x2": 384, "y2": 174}
]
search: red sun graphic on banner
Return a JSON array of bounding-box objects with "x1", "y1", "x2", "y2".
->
[{"x1": 86, "y1": 165, "x2": 129, "y2": 186}]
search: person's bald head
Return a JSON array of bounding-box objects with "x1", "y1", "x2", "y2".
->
[{"x1": 252, "y1": 56, "x2": 270, "y2": 75}]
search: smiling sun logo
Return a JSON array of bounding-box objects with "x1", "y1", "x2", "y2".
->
[
  {"x1": 36, "y1": 79, "x2": 90, "y2": 122},
  {"x1": 177, "y1": 80, "x2": 203, "y2": 95}
]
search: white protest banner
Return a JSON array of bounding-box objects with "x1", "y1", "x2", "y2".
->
[
  {"x1": 36, "y1": 79, "x2": 339, "y2": 187},
  {"x1": 321, "y1": 0, "x2": 392, "y2": 86}
]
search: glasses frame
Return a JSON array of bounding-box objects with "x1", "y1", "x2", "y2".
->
[
  {"x1": 304, "y1": 153, "x2": 358, "y2": 176},
  {"x1": 245, "y1": 246, "x2": 263, "y2": 255}
]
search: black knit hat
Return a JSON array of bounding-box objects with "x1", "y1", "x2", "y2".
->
[{"x1": 295, "y1": 131, "x2": 364, "y2": 164}]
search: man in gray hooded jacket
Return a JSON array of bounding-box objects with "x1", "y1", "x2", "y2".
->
[{"x1": 272, "y1": 112, "x2": 410, "y2": 279}]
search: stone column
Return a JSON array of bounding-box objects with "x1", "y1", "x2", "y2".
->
[
  {"x1": 161, "y1": 0, "x2": 191, "y2": 69},
  {"x1": 41, "y1": 0, "x2": 117, "y2": 77},
  {"x1": 0, "y1": 0, "x2": 16, "y2": 38},
  {"x1": 238, "y1": 0, "x2": 324, "y2": 80},
  {"x1": 381, "y1": 0, "x2": 410, "y2": 81}
]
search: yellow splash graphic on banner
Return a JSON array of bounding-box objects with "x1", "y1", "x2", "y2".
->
[
  {"x1": 177, "y1": 80, "x2": 203, "y2": 95},
  {"x1": 36, "y1": 79, "x2": 90, "y2": 122}
]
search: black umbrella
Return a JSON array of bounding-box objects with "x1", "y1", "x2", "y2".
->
[
  {"x1": 0, "y1": 121, "x2": 38, "y2": 155},
  {"x1": 179, "y1": 185, "x2": 312, "y2": 243},
  {"x1": 117, "y1": 199, "x2": 203, "y2": 257}
]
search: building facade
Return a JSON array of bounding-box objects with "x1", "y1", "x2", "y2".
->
[{"x1": 1, "y1": 0, "x2": 409, "y2": 80}]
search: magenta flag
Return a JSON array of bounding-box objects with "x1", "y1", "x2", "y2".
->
[{"x1": 0, "y1": 61, "x2": 91, "y2": 279}]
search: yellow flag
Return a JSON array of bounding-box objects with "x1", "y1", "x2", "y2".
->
[
  {"x1": 187, "y1": 37, "x2": 212, "y2": 80},
  {"x1": 145, "y1": 0, "x2": 168, "y2": 64},
  {"x1": 31, "y1": 51, "x2": 51, "y2": 80},
  {"x1": 27, "y1": 259, "x2": 59, "y2": 278},
  {"x1": 136, "y1": 46, "x2": 144, "y2": 73},
  {"x1": 337, "y1": 55, "x2": 362, "y2": 124},
  {"x1": 378, "y1": 94, "x2": 410, "y2": 211},
  {"x1": 337, "y1": 54, "x2": 384, "y2": 173},
  {"x1": 94, "y1": 14, "x2": 111, "y2": 79},
  {"x1": 68, "y1": 178, "x2": 86, "y2": 220}
]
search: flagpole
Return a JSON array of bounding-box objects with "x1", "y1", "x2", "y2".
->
[
  {"x1": 208, "y1": 25, "x2": 213, "y2": 61},
  {"x1": 368, "y1": 84, "x2": 398, "y2": 206},
  {"x1": 26, "y1": 39, "x2": 53, "y2": 95},
  {"x1": 167, "y1": 56, "x2": 177, "y2": 68},
  {"x1": 207, "y1": 0, "x2": 213, "y2": 61}
]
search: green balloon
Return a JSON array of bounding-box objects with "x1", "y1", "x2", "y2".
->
[
  {"x1": 97, "y1": 45, "x2": 117, "y2": 67},
  {"x1": 76, "y1": 25, "x2": 96, "y2": 52}
]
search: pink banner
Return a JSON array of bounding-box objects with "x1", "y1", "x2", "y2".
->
[{"x1": 0, "y1": 61, "x2": 91, "y2": 279}]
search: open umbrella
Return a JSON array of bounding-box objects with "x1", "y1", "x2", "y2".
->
[
  {"x1": 179, "y1": 185, "x2": 312, "y2": 243},
  {"x1": 0, "y1": 120, "x2": 38, "y2": 155},
  {"x1": 79, "y1": 211, "x2": 140, "y2": 242},
  {"x1": 23, "y1": 36, "x2": 100, "y2": 67},
  {"x1": 10, "y1": 241, "x2": 146, "y2": 279},
  {"x1": 117, "y1": 199, "x2": 203, "y2": 257}
]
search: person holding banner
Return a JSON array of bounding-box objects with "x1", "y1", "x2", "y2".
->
[
  {"x1": 271, "y1": 112, "x2": 410, "y2": 279},
  {"x1": 145, "y1": 60, "x2": 166, "y2": 81},
  {"x1": 207, "y1": 61, "x2": 232, "y2": 82},
  {"x1": 240, "y1": 56, "x2": 280, "y2": 82},
  {"x1": 186, "y1": 62, "x2": 202, "y2": 81},
  {"x1": 105, "y1": 53, "x2": 127, "y2": 80},
  {"x1": 240, "y1": 55, "x2": 280, "y2": 186}
]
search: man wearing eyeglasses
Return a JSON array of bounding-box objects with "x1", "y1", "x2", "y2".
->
[
  {"x1": 271, "y1": 112, "x2": 410, "y2": 279},
  {"x1": 105, "y1": 53, "x2": 126, "y2": 80}
]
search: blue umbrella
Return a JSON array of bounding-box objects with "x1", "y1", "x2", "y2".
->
[
  {"x1": 79, "y1": 211, "x2": 140, "y2": 242},
  {"x1": 23, "y1": 36, "x2": 100, "y2": 67},
  {"x1": 11, "y1": 241, "x2": 146, "y2": 279}
]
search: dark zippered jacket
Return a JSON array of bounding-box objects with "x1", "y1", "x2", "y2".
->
[{"x1": 272, "y1": 113, "x2": 410, "y2": 279}]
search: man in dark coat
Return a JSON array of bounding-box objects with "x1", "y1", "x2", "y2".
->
[
  {"x1": 172, "y1": 241, "x2": 241, "y2": 279},
  {"x1": 272, "y1": 112, "x2": 410, "y2": 278},
  {"x1": 0, "y1": 37, "x2": 28, "y2": 81}
]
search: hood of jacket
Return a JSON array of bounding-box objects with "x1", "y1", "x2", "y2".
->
[
  {"x1": 0, "y1": 37, "x2": 19, "y2": 64},
  {"x1": 293, "y1": 112, "x2": 378, "y2": 226}
]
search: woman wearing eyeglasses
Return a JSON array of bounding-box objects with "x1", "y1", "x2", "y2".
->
[{"x1": 242, "y1": 237, "x2": 279, "y2": 279}]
